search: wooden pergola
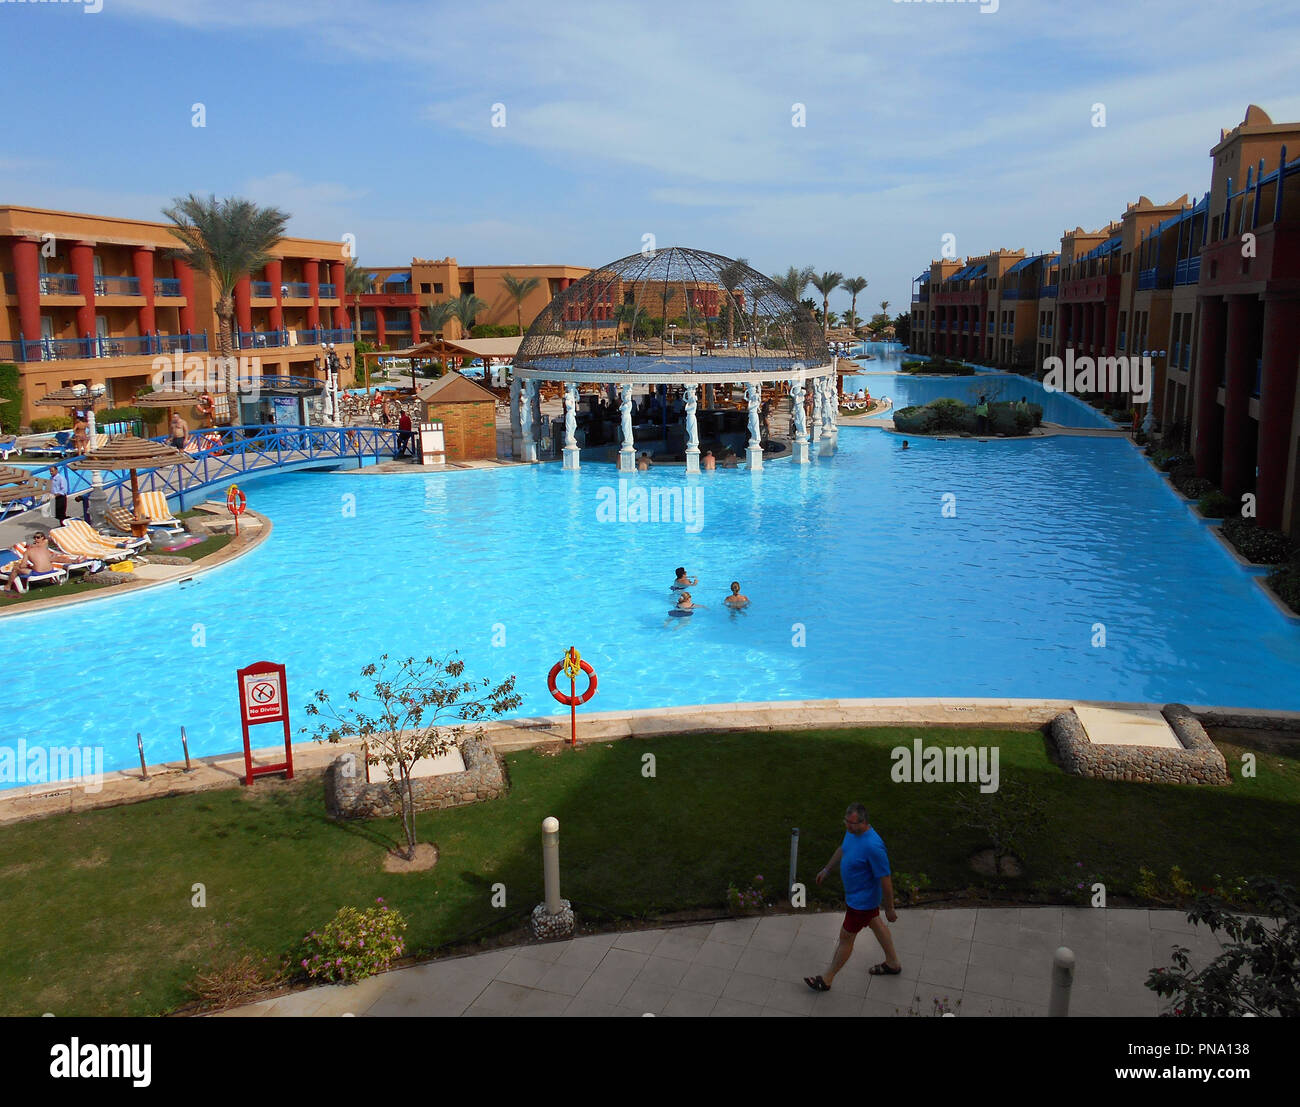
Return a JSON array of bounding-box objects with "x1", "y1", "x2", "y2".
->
[{"x1": 359, "y1": 336, "x2": 523, "y2": 392}]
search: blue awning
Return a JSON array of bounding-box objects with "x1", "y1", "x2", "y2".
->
[
  {"x1": 384, "y1": 272, "x2": 411, "y2": 284},
  {"x1": 948, "y1": 265, "x2": 972, "y2": 281},
  {"x1": 1005, "y1": 254, "x2": 1045, "y2": 275},
  {"x1": 966, "y1": 263, "x2": 987, "y2": 279}
]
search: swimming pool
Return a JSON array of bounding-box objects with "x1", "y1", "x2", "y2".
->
[{"x1": 3, "y1": 422, "x2": 1299, "y2": 785}]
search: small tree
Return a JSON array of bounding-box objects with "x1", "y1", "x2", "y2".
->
[
  {"x1": 303, "y1": 653, "x2": 520, "y2": 860},
  {"x1": 1147, "y1": 879, "x2": 1300, "y2": 1016},
  {"x1": 953, "y1": 781, "x2": 1045, "y2": 876}
]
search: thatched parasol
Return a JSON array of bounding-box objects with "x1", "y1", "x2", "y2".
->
[
  {"x1": 0, "y1": 465, "x2": 49, "y2": 507},
  {"x1": 68, "y1": 435, "x2": 192, "y2": 534},
  {"x1": 34, "y1": 385, "x2": 107, "y2": 410},
  {"x1": 133, "y1": 389, "x2": 206, "y2": 407}
]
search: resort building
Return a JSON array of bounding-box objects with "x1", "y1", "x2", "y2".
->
[
  {"x1": 0, "y1": 205, "x2": 354, "y2": 425},
  {"x1": 907, "y1": 104, "x2": 1300, "y2": 536},
  {"x1": 355, "y1": 260, "x2": 589, "y2": 346}
]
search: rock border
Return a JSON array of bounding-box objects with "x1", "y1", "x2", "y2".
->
[
  {"x1": 324, "y1": 733, "x2": 506, "y2": 820},
  {"x1": 1048, "y1": 704, "x2": 1230, "y2": 785}
]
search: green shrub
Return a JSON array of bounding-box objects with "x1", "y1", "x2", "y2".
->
[
  {"x1": 892, "y1": 405, "x2": 937, "y2": 434},
  {"x1": 1197, "y1": 490, "x2": 1234, "y2": 518},
  {"x1": 295, "y1": 900, "x2": 407, "y2": 985},
  {"x1": 1173, "y1": 473, "x2": 1213, "y2": 499},
  {"x1": 0, "y1": 364, "x2": 20, "y2": 436},
  {"x1": 902, "y1": 357, "x2": 974, "y2": 376},
  {"x1": 470, "y1": 324, "x2": 521, "y2": 338},
  {"x1": 1221, "y1": 518, "x2": 1294, "y2": 565},
  {"x1": 1267, "y1": 566, "x2": 1300, "y2": 614},
  {"x1": 30, "y1": 415, "x2": 72, "y2": 434}
]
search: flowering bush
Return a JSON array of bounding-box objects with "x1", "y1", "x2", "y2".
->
[
  {"x1": 726, "y1": 874, "x2": 767, "y2": 915},
  {"x1": 297, "y1": 899, "x2": 407, "y2": 984}
]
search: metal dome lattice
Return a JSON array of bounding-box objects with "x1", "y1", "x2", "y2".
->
[{"x1": 516, "y1": 247, "x2": 829, "y2": 377}]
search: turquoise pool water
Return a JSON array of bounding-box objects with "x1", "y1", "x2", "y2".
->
[{"x1": 3, "y1": 417, "x2": 1299, "y2": 785}]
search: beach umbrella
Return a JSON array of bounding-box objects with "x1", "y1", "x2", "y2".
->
[
  {"x1": 68, "y1": 435, "x2": 193, "y2": 530},
  {"x1": 0, "y1": 466, "x2": 49, "y2": 511}
]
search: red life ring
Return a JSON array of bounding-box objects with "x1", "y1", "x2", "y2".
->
[
  {"x1": 548, "y1": 658, "x2": 597, "y2": 705},
  {"x1": 226, "y1": 485, "x2": 247, "y2": 516}
]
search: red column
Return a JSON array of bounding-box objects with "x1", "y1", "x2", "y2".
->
[
  {"x1": 330, "y1": 261, "x2": 348, "y2": 329},
  {"x1": 173, "y1": 258, "x2": 196, "y2": 335},
  {"x1": 11, "y1": 236, "x2": 42, "y2": 348},
  {"x1": 376, "y1": 308, "x2": 387, "y2": 346},
  {"x1": 1104, "y1": 300, "x2": 1118, "y2": 356},
  {"x1": 1255, "y1": 296, "x2": 1300, "y2": 530},
  {"x1": 1194, "y1": 297, "x2": 1226, "y2": 479},
  {"x1": 305, "y1": 259, "x2": 320, "y2": 329},
  {"x1": 132, "y1": 246, "x2": 156, "y2": 337},
  {"x1": 409, "y1": 307, "x2": 421, "y2": 345},
  {"x1": 70, "y1": 241, "x2": 97, "y2": 339},
  {"x1": 265, "y1": 259, "x2": 283, "y2": 331},
  {"x1": 234, "y1": 276, "x2": 252, "y2": 336},
  {"x1": 1218, "y1": 295, "x2": 1257, "y2": 500}
]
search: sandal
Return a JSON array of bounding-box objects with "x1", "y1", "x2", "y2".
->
[
  {"x1": 804, "y1": 975, "x2": 831, "y2": 992},
  {"x1": 869, "y1": 962, "x2": 902, "y2": 976}
]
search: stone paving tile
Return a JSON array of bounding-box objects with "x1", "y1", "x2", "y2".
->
[
  {"x1": 961, "y1": 963, "x2": 1015, "y2": 1001},
  {"x1": 1011, "y1": 936, "x2": 1059, "y2": 975},
  {"x1": 654, "y1": 930, "x2": 708, "y2": 963},
  {"x1": 556, "y1": 935, "x2": 618, "y2": 970},
  {"x1": 711, "y1": 997, "x2": 764, "y2": 1017},
  {"x1": 721, "y1": 970, "x2": 777, "y2": 1007},
  {"x1": 611, "y1": 930, "x2": 665, "y2": 955},
  {"x1": 747, "y1": 926, "x2": 798, "y2": 956},
  {"x1": 562, "y1": 997, "x2": 630, "y2": 1018},
  {"x1": 733, "y1": 945, "x2": 788, "y2": 979},
  {"x1": 865, "y1": 969, "x2": 923, "y2": 1006},
  {"x1": 916, "y1": 955, "x2": 968, "y2": 992},
  {"x1": 534, "y1": 962, "x2": 594, "y2": 997},
  {"x1": 920, "y1": 933, "x2": 972, "y2": 964},
  {"x1": 763, "y1": 978, "x2": 819, "y2": 1016},
  {"x1": 1019, "y1": 907, "x2": 1064, "y2": 935},
  {"x1": 968, "y1": 940, "x2": 1023, "y2": 975},
  {"x1": 972, "y1": 915, "x2": 1020, "y2": 949},
  {"x1": 708, "y1": 918, "x2": 759, "y2": 945},
  {"x1": 797, "y1": 912, "x2": 846, "y2": 939},
  {"x1": 494, "y1": 955, "x2": 551, "y2": 988},
  {"x1": 572, "y1": 969, "x2": 634, "y2": 1008},
  {"x1": 468, "y1": 981, "x2": 570, "y2": 1016},
  {"x1": 809, "y1": 988, "x2": 868, "y2": 1017},
  {"x1": 860, "y1": 995, "x2": 909, "y2": 1018},
  {"x1": 662, "y1": 990, "x2": 719, "y2": 1017},
  {"x1": 928, "y1": 910, "x2": 976, "y2": 942},
  {"x1": 447, "y1": 949, "x2": 515, "y2": 979},
  {"x1": 507, "y1": 941, "x2": 568, "y2": 964},
  {"x1": 677, "y1": 962, "x2": 732, "y2": 997},
  {"x1": 619, "y1": 980, "x2": 675, "y2": 1015},
  {"x1": 693, "y1": 939, "x2": 745, "y2": 971},
  {"x1": 635, "y1": 955, "x2": 691, "y2": 989},
  {"x1": 1148, "y1": 910, "x2": 1199, "y2": 935},
  {"x1": 589, "y1": 947, "x2": 650, "y2": 984}
]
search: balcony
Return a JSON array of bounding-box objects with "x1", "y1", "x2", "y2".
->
[
  {"x1": 319, "y1": 283, "x2": 337, "y2": 298},
  {"x1": 1174, "y1": 257, "x2": 1201, "y2": 286},
  {"x1": 40, "y1": 274, "x2": 81, "y2": 295},
  {"x1": 282, "y1": 281, "x2": 311, "y2": 298},
  {"x1": 94, "y1": 275, "x2": 141, "y2": 296},
  {"x1": 1039, "y1": 284, "x2": 1058, "y2": 298},
  {"x1": 154, "y1": 278, "x2": 182, "y2": 297},
  {"x1": 237, "y1": 329, "x2": 289, "y2": 349},
  {"x1": 251, "y1": 281, "x2": 274, "y2": 298},
  {"x1": 293, "y1": 327, "x2": 354, "y2": 346},
  {"x1": 0, "y1": 332, "x2": 208, "y2": 362},
  {"x1": 1182, "y1": 346, "x2": 1190, "y2": 370}
]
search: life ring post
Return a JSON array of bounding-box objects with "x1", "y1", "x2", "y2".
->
[{"x1": 547, "y1": 647, "x2": 597, "y2": 747}]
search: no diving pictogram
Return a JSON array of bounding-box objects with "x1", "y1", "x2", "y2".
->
[{"x1": 250, "y1": 682, "x2": 276, "y2": 704}]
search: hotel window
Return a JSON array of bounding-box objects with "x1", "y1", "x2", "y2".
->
[
  {"x1": 433, "y1": 283, "x2": 444, "y2": 294},
  {"x1": 420, "y1": 283, "x2": 431, "y2": 294},
  {"x1": 460, "y1": 282, "x2": 474, "y2": 294}
]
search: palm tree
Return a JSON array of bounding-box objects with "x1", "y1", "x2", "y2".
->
[
  {"x1": 879, "y1": 299, "x2": 891, "y2": 316},
  {"x1": 343, "y1": 258, "x2": 371, "y2": 342},
  {"x1": 772, "y1": 265, "x2": 814, "y2": 303},
  {"x1": 449, "y1": 291, "x2": 489, "y2": 341},
  {"x1": 163, "y1": 194, "x2": 289, "y2": 425},
  {"x1": 843, "y1": 277, "x2": 868, "y2": 334},
  {"x1": 810, "y1": 271, "x2": 844, "y2": 337},
  {"x1": 716, "y1": 257, "x2": 749, "y2": 347},
  {"x1": 501, "y1": 273, "x2": 541, "y2": 337}
]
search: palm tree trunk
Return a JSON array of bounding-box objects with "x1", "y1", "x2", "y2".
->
[{"x1": 216, "y1": 297, "x2": 241, "y2": 427}]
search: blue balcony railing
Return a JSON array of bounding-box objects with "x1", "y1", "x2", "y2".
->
[
  {"x1": 37, "y1": 273, "x2": 81, "y2": 295},
  {"x1": 1039, "y1": 284, "x2": 1058, "y2": 298},
  {"x1": 1002, "y1": 289, "x2": 1020, "y2": 300},
  {"x1": 1136, "y1": 268, "x2": 1158, "y2": 291},
  {"x1": 94, "y1": 275, "x2": 141, "y2": 296},
  {"x1": 282, "y1": 281, "x2": 311, "y2": 298},
  {"x1": 0, "y1": 332, "x2": 208, "y2": 363},
  {"x1": 237, "y1": 329, "x2": 289, "y2": 349},
  {"x1": 319, "y1": 283, "x2": 337, "y2": 298},
  {"x1": 1182, "y1": 345, "x2": 1190, "y2": 370},
  {"x1": 251, "y1": 281, "x2": 274, "y2": 298},
  {"x1": 154, "y1": 278, "x2": 182, "y2": 296},
  {"x1": 316, "y1": 328, "x2": 353, "y2": 344},
  {"x1": 1174, "y1": 256, "x2": 1202, "y2": 285}
]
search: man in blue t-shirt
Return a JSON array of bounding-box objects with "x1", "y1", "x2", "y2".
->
[{"x1": 804, "y1": 802, "x2": 902, "y2": 992}]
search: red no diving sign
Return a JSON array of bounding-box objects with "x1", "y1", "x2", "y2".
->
[{"x1": 236, "y1": 660, "x2": 293, "y2": 785}]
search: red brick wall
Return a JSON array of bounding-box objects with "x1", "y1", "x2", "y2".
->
[{"x1": 427, "y1": 400, "x2": 496, "y2": 460}]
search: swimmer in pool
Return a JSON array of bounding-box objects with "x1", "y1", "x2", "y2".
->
[
  {"x1": 724, "y1": 581, "x2": 749, "y2": 608},
  {"x1": 672, "y1": 566, "x2": 698, "y2": 590},
  {"x1": 664, "y1": 590, "x2": 704, "y2": 627}
]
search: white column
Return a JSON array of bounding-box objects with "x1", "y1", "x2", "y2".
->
[
  {"x1": 510, "y1": 377, "x2": 522, "y2": 458},
  {"x1": 790, "y1": 376, "x2": 809, "y2": 464},
  {"x1": 618, "y1": 383, "x2": 636, "y2": 472},
  {"x1": 684, "y1": 383, "x2": 700, "y2": 473},
  {"x1": 745, "y1": 381, "x2": 763, "y2": 471},
  {"x1": 521, "y1": 379, "x2": 537, "y2": 463},
  {"x1": 819, "y1": 374, "x2": 837, "y2": 456},
  {"x1": 810, "y1": 376, "x2": 823, "y2": 452},
  {"x1": 562, "y1": 382, "x2": 580, "y2": 470}
]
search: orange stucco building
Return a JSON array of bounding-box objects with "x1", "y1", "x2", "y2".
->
[{"x1": 0, "y1": 205, "x2": 355, "y2": 425}]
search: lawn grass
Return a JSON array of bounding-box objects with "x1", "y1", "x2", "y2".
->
[
  {"x1": 2, "y1": 725, "x2": 1297, "y2": 1016},
  {"x1": 161, "y1": 533, "x2": 231, "y2": 561}
]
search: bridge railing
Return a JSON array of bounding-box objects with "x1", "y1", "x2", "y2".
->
[{"x1": 47, "y1": 424, "x2": 400, "y2": 510}]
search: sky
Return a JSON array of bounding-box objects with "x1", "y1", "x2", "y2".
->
[{"x1": 3, "y1": 0, "x2": 1299, "y2": 317}]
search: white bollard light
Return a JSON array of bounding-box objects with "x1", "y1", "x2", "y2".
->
[
  {"x1": 1049, "y1": 946, "x2": 1075, "y2": 1017},
  {"x1": 542, "y1": 816, "x2": 561, "y2": 915}
]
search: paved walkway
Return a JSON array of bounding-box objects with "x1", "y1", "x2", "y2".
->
[{"x1": 220, "y1": 907, "x2": 1217, "y2": 1017}]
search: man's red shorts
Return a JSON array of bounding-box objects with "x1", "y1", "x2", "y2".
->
[{"x1": 843, "y1": 906, "x2": 880, "y2": 934}]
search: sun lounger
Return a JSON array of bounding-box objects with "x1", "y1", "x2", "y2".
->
[
  {"x1": 11, "y1": 542, "x2": 102, "y2": 576},
  {"x1": 50, "y1": 521, "x2": 145, "y2": 563},
  {"x1": 26, "y1": 431, "x2": 73, "y2": 458},
  {"x1": 137, "y1": 491, "x2": 185, "y2": 536},
  {"x1": 0, "y1": 436, "x2": 17, "y2": 461},
  {"x1": 0, "y1": 549, "x2": 68, "y2": 591}
]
